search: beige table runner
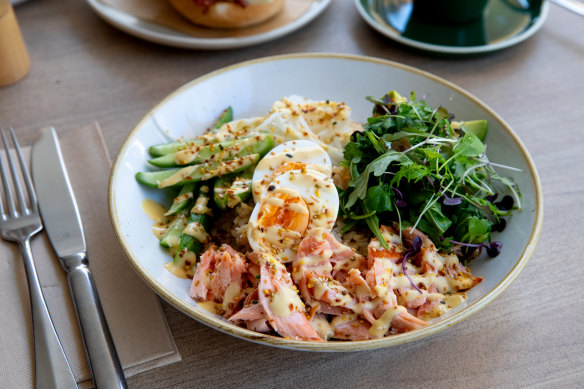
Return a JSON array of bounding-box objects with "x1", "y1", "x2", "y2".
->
[{"x1": 0, "y1": 123, "x2": 180, "y2": 388}]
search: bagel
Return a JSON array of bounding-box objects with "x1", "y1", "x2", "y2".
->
[{"x1": 169, "y1": 0, "x2": 285, "y2": 29}]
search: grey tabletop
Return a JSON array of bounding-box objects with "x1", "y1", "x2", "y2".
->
[{"x1": 2, "y1": 0, "x2": 584, "y2": 387}]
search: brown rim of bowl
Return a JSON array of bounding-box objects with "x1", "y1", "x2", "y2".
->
[{"x1": 107, "y1": 53, "x2": 544, "y2": 351}]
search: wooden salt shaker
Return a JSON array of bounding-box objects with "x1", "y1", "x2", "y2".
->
[{"x1": 0, "y1": 0, "x2": 30, "y2": 87}]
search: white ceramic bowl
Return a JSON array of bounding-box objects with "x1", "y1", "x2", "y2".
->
[{"x1": 108, "y1": 53, "x2": 543, "y2": 351}]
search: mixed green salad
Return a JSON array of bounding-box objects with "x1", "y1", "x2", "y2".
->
[{"x1": 339, "y1": 91, "x2": 521, "y2": 259}]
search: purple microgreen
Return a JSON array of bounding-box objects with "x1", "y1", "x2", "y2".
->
[
  {"x1": 425, "y1": 176, "x2": 435, "y2": 189},
  {"x1": 448, "y1": 240, "x2": 482, "y2": 248},
  {"x1": 486, "y1": 194, "x2": 498, "y2": 203},
  {"x1": 396, "y1": 199, "x2": 408, "y2": 208},
  {"x1": 402, "y1": 236, "x2": 423, "y2": 293},
  {"x1": 443, "y1": 196, "x2": 462, "y2": 206},
  {"x1": 491, "y1": 219, "x2": 506, "y2": 232},
  {"x1": 402, "y1": 252, "x2": 423, "y2": 294},
  {"x1": 412, "y1": 236, "x2": 422, "y2": 251},
  {"x1": 495, "y1": 195, "x2": 514, "y2": 211},
  {"x1": 393, "y1": 187, "x2": 408, "y2": 207},
  {"x1": 486, "y1": 241, "x2": 502, "y2": 257},
  {"x1": 448, "y1": 239, "x2": 502, "y2": 257},
  {"x1": 350, "y1": 130, "x2": 361, "y2": 143}
]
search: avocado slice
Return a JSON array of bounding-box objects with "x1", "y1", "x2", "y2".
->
[
  {"x1": 387, "y1": 90, "x2": 407, "y2": 104},
  {"x1": 136, "y1": 154, "x2": 259, "y2": 189},
  {"x1": 135, "y1": 169, "x2": 179, "y2": 187},
  {"x1": 160, "y1": 154, "x2": 259, "y2": 188},
  {"x1": 461, "y1": 120, "x2": 488, "y2": 142},
  {"x1": 148, "y1": 134, "x2": 274, "y2": 167}
]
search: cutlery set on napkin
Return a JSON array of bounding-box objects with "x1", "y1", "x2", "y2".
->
[
  {"x1": 31, "y1": 128, "x2": 126, "y2": 388},
  {"x1": 0, "y1": 124, "x2": 179, "y2": 388}
]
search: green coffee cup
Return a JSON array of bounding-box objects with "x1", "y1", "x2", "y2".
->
[{"x1": 412, "y1": 0, "x2": 490, "y2": 24}]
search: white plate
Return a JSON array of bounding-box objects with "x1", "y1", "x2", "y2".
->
[
  {"x1": 86, "y1": 0, "x2": 331, "y2": 49},
  {"x1": 109, "y1": 53, "x2": 543, "y2": 351}
]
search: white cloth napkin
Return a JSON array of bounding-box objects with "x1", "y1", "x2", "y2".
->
[{"x1": 0, "y1": 123, "x2": 180, "y2": 388}]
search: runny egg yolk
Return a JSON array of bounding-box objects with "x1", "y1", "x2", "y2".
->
[
  {"x1": 256, "y1": 189, "x2": 309, "y2": 236},
  {"x1": 272, "y1": 161, "x2": 307, "y2": 177}
]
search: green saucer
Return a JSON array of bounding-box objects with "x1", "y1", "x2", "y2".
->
[{"x1": 355, "y1": 0, "x2": 549, "y2": 55}]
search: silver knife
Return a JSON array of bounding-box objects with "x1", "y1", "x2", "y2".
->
[{"x1": 32, "y1": 127, "x2": 128, "y2": 389}]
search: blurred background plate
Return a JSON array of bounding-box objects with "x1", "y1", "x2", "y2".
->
[
  {"x1": 355, "y1": 0, "x2": 550, "y2": 55},
  {"x1": 85, "y1": 0, "x2": 331, "y2": 49}
]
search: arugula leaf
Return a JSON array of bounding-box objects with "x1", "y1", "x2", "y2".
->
[
  {"x1": 366, "y1": 116, "x2": 397, "y2": 136},
  {"x1": 365, "y1": 214, "x2": 389, "y2": 249},
  {"x1": 423, "y1": 202, "x2": 452, "y2": 235},
  {"x1": 382, "y1": 128, "x2": 429, "y2": 142},
  {"x1": 343, "y1": 141, "x2": 362, "y2": 164},
  {"x1": 365, "y1": 131, "x2": 387, "y2": 154},
  {"x1": 346, "y1": 151, "x2": 400, "y2": 208},
  {"x1": 371, "y1": 151, "x2": 400, "y2": 176},
  {"x1": 366, "y1": 185, "x2": 394, "y2": 213},
  {"x1": 455, "y1": 216, "x2": 492, "y2": 244}
]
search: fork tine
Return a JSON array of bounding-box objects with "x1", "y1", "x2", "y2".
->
[
  {"x1": 1, "y1": 129, "x2": 28, "y2": 216},
  {"x1": 9, "y1": 128, "x2": 37, "y2": 210},
  {"x1": 0, "y1": 129, "x2": 16, "y2": 218}
]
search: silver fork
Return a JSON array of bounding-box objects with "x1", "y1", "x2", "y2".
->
[{"x1": 0, "y1": 128, "x2": 78, "y2": 389}]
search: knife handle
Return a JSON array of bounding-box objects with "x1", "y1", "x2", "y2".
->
[
  {"x1": 19, "y1": 239, "x2": 78, "y2": 389},
  {"x1": 64, "y1": 252, "x2": 128, "y2": 389}
]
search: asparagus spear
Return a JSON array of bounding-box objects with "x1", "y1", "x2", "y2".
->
[
  {"x1": 172, "y1": 187, "x2": 212, "y2": 272},
  {"x1": 213, "y1": 170, "x2": 252, "y2": 210},
  {"x1": 212, "y1": 107, "x2": 233, "y2": 130},
  {"x1": 159, "y1": 211, "x2": 189, "y2": 248},
  {"x1": 165, "y1": 182, "x2": 197, "y2": 216}
]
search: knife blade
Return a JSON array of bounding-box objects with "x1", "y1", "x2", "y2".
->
[{"x1": 32, "y1": 127, "x2": 128, "y2": 389}]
